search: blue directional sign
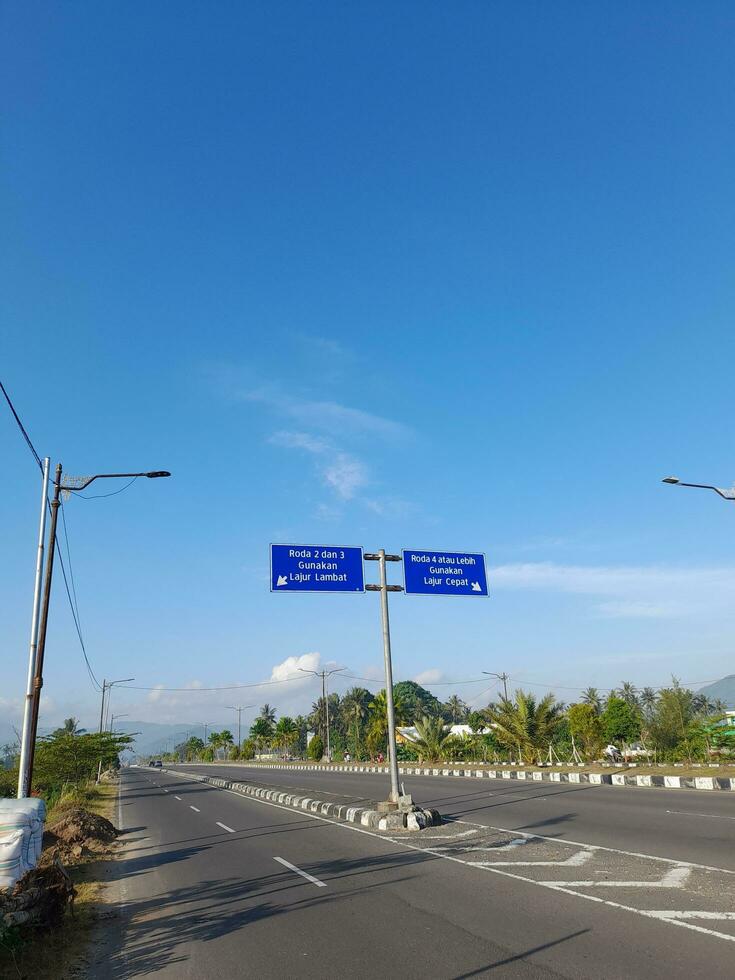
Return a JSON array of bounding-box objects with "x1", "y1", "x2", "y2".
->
[
  {"x1": 270, "y1": 544, "x2": 365, "y2": 593},
  {"x1": 402, "y1": 549, "x2": 489, "y2": 597}
]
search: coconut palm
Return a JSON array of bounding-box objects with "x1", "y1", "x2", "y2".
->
[
  {"x1": 259, "y1": 704, "x2": 277, "y2": 725},
  {"x1": 341, "y1": 687, "x2": 371, "y2": 758},
  {"x1": 619, "y1": 681, "x2": 639, "y2": 708},
  {"x1": 445, "y1": 695, "x2": 468, "y2": 724},
  {"x1": 274, "y1": 716, "x2": 299, "y2": 757},
  {"x1": 411, "y1": 715, "x2": 453, "y2": 762},
  {"x1": 581, "y1": 688, "x2": 602, "y2": 715},
  {"x1": 366, "y1": 689, "x2": 408, "y2": 756},
  {"x1": 250, "y1": 717, "x2": 273, "y2": 754},
  {"x1": 488, "y1": 691, "x2": 565, "y2": 765}
]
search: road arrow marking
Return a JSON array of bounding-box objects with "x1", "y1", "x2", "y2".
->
[
  {"x1": 471, "y1": 581, "x2": 481, "y2": 591},
  {"x1": 276, "y1": 575, "x2": 288, "y2": 587}
]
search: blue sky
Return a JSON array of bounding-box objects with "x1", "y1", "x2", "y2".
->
[{"x1": 3, "y1": 2, "x2": 735, "y2": 733}]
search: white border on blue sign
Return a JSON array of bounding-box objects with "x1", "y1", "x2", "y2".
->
[
  {"x1": 269, "y1": 543, "x2": 366, "y2": 594},
  {"x1": 400, "y1": 548, "x2": 489, "y2": 597}
]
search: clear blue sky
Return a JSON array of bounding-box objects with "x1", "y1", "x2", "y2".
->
[{"x1": 3, "y1": 2, "x2": 734, "y2": 732}]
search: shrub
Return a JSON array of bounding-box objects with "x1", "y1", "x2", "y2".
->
[{"x1": 307, "y1": 735, "x2": 324, "y2": 761}]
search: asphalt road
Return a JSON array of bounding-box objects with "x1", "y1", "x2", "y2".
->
[
  {"x1": 89, "y1": 766, "x2": 735, "y2": 979},
  {"x1": 179, "y1": 763, "x2": 735, "y2": 869}
]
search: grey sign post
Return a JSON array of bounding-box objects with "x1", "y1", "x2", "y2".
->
[{"x1": 365, "y1": 549, "x2": 403, "y2": 805}]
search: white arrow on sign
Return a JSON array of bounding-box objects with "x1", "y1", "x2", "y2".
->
[
  {"x1": 471, "y1": 582, "x2": 482, "y2": 592},
  {"x1": 276, "y1": 575, "x2": 288, "y2": 587}
]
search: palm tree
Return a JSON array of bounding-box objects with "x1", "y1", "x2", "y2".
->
[
  {"x1": 639, "y1": 686, "x2": 658, "y2": 719},
  {"x1": 259, "y1": 704, "x2": 276, "y2": 725},
  {"x1": 366, "y1": 689, "x2": 408, "y2": 756},
  {"x1": 581, "y1": 688, "x2": 602, "y2": 715},
  {"x1": 488, "y1": 690, "x2": 565, "y2": 765},
  {"x1": 411, "y1": 715, "x2": 453, "y2": 762},
  {"x1": 341, "y1": 687, "x2": 370, "y2": 758},
  {"x1": 250, "y1": 717, "x2": 273, "y2": 754},
  {"x1": 446, "y1": 695, "x2": 468, "y2": 724},
  {"x1": 273, "y1": 717, "x2": 299, "y2": 757},
  {"x1": 620, "y1": 681, "x2": 639, "y2": 708}
]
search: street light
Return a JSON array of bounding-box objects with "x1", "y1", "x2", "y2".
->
[
  {"x1": 298, "y1": 667, "x2": 346, "y2": 762},
  {"x1": 226, "y1": 705, "x2": 255, "y2": 751},
  {"x1": 18, "y1": 461, "x2": 170, "y2": 798},
  {"x1": 482, "y1": 671, "x2": 510, "y2": 701},
  {"x1": 662, "y1": 476, "x2": 735, "y2": 501},
  {"x1": 109, "y1": 713, "x2": 129, "y2": 732}
]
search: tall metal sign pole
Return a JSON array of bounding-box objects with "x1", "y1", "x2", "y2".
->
[
  {"x1": 365, "y1": 550, "x2": 403, "y2": 805},
  {"x1": 17, "y1": 457, "x2": 51, "y2": 798}
]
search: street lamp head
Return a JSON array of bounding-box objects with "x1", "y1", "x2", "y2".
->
[
  {"x1": 662, "y1": 476, "x2": 680, "y2": 485},
  {"x1": 145, "y1": 471, "x2": 171, "y2": 479}
]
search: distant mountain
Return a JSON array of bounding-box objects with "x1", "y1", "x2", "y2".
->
[
  {"x1": 697, "y1": 675, "x2": 735, "y2": 708},
  {"x1": 0, "y1": 719, "x2": 209, "y2": 760}
]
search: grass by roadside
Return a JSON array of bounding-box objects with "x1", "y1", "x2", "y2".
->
[{"x1": 0, "y1": 780, "x2": 118, "y2": 980}]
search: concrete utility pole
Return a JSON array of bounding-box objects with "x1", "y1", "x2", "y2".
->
[
  {"x1": 24, "y1": 463, "x2": 63, "y2": 791},
  {"x1": 226, "y1": 705, "x2": 255, "y2": 749},
  {"x1": 17, "y1": 457, "x2": 50, "y2": 798},
  {"x1": 365, "y1": 549, "x2": 404, "y2": 805},
  {"x1": 298, "y1": 667, "x2": 345, "y2": 761},
  {"x1": 483, "y1": 671, "x2": 510, "y2": 701},
  {"x1": 97, "y1": 677, "x2": 134, "y2": 781}
]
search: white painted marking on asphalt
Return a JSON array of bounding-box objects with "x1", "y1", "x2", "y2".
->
[
  {"x1": 162, "y1": 769, "x2": 735, "y2": 944},
  {"x1": 174, "y1": 796, "x2": 182, "y2": 800},
  {"x1": 666, "y1": 809, "x2": 735, "y2": 821},
  {"x1": 163, "y1": 789, "x2": 169, "y2": 793},
  {"x1": 274, "y1": 856, "x2": 327, "y2": 887},
  {"x1": 544, "y1": 866, "x2": 690, "y2": 889},
  {"x1": 650, "y1": 910, "x2": 735, "y2": 921},
  {"x1": 216, "y1": 822, "x2": 235, "y2": 833},
  {"x1": 472, "y1": 848, "x2": 593, "y2": 868},
  {"x1": 190, "y1": 806, "x2": 200, "y2": 812}
]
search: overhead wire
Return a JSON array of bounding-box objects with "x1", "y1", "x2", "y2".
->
[{"x1": 1, "y1": 376, "x2": 100, "y2": 690}]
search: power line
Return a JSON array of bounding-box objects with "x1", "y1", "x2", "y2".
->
[
  {"x1": 71, "y1": 476, "x2": 139, "y2": 500},
  {"x1": 0, "y1": 378, "x2": 43, "y2": 470},
  {"x1": 120, "y1": 675, "x2": 309, "y2": 692}
]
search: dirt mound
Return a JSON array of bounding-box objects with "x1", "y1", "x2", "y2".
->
[
  {"x1": 1, "y1": 858, "x2": 75, "y2": 929},
  {"x1": 41, "y1": 807, "x2": 118, "y2": 862}
]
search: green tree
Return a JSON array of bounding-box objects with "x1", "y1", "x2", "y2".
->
[
  {"x1": 639, "y1": 687, "x2": 658, "y2": 719},
  {"x1": 581, "y1": 688, "x2": 602, "y2": 714},
  {"x1": 411, "y1": 715, "x2": 453, "y2": 762},
  {"x1": 392, "y1": 680, "x2": 442, "y2": 722},
  {"x1": 250, "y1": 717, "x2": 273, "y2": 753},
  {"x1": 259, "y1": 703, "x2": 277, "y2": 725},
  {"x1": 445, "y1": 695, "x2": 468, "y2": 723},
  {"x1": 52, "y1": 717, "x2": 86, "y2": 737},
  {"x1": 340, "y1": 687, "x2": 372, "y2": 758},
  {"x1": 34, "y1": 731, "x2": 133, "y2": 790},
  {"x1": 567, "y1": 703, "x2": 603, "y2": 759},
  {"x1": 307, "y1": 734, "x2": 324, "y2": 760},
  {"x1": 619, "y1": 681, "x2": 639, "y2": 709},
  {"x1": 274, "y1": 716, "x2": 299, "y2": 757},
  {"x1": 488, "y1": 691, "x2": 565, "y2": 765},
  {"x1": 601, "y1": 696, "x2": 641, "y2": 744},
  {"x1": 240, "y1": 738, "x2": 256, "y2": 759},
  {"x1": 366, "y1": 689, "x2": 408, "y2": 756}
]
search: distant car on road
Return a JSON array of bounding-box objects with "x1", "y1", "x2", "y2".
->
[{"x1": 149, "y1": 760, "x2": 162, "y2": 768}]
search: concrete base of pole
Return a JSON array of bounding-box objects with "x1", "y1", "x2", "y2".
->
[{"x1": 376, "y1": 800, "x2": 399, "y2": 813}]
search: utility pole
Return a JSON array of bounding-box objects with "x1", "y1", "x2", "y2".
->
[
  {"x1": 24, "y1": 463, "x2": 63, "y2": 791},
  {"x1": 298, "y1": 667, "x2": 345, "y2": 761},
  {"x1": 483, "y1": 671, "x2": 510, "y2": 701},
  {"x1": 17, "y1": 457, "x2": 50, "y2": 798},
  {"x1": 226, "y1": 705, "x2": 254, "y2": 750},
  {"x1": 97, "y1": 677, "x2": 134, "y2": 781},
  {"x1": 365, "y1": 549, "x2": 403, "y2": 806}
]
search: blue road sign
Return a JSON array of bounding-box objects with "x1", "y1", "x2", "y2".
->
[
  {"x1": 270, "y1": 544, "x2": 365, "y2": 593},
  {"x1": 402, "y1": 549, "x2": 488, "y2": 597}
]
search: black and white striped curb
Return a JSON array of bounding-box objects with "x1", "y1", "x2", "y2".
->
[
  {"x1": 163, "y1": 769, "x2": 441, "y2": 831},
  {"x1": 206, "y1": 762, "x2": 735, "y2": 792}
]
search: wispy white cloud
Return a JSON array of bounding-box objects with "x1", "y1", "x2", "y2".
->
[
  {"x1": 322, "y1": 454, "x2": 368, "y2": 500},
  {"x1": 413, "y1": 668, "x2": 444, "y2": 685},
  {"x1": 492, "y1": 562, "x2": 735, "y2": 619},
  {"x1": 268, "y1": 430, "x2": 331, "y2": 454}
]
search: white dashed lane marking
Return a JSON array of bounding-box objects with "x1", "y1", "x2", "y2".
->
[
  {"x1": 216, "y1": 822, "x2": 235, "y2": 833},
  {"x1": 190, "y1": 806, "x2": 200, "y2": 812},
  {"x1": 274, "y1": 856, "x2": 327, "y2": 888}
]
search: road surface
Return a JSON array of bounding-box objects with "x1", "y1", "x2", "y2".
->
[{"x1": 90, "y1": 765, "x2": 735, "y2": 979}]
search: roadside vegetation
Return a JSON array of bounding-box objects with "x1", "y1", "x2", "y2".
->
[
  {"x1": 151, "y1": 678, "x2": 734, "y2": 768},
  {"x1": 0, "y1": 722, "x2": 131, "y2": 979}
]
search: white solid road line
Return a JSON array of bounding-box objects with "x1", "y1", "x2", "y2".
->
[
  {"x1": 190, "y1": 805, "x2": 200, "y2": 812},
  {"x1": 274, "y1": 856, "x2": 327, "y2": 888},
  {"x1": 216, "y1": 822, "x2": 235, "y2": 833},
  {"x1": 666, "y1": 809, "x2": 735, "y2": 821},
  {"x1": 174, "y1": 796, "x2": 182, "y2": 800}
]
